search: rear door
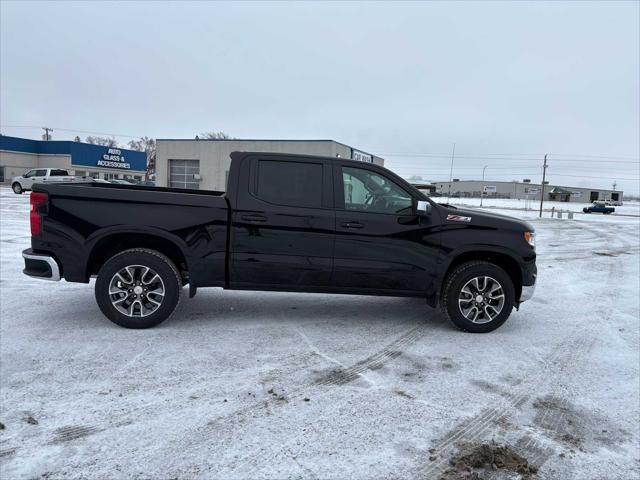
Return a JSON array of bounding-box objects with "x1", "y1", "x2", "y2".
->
[
  {"x1": 46, "y1": 169, "x2": 71, "y2": 183},
  {"x1": 332, "y1": 163, "x2": 441, "y2": 294},
  {"x1": 230, "y1": 155, "x2": 335, "y2": 289}
]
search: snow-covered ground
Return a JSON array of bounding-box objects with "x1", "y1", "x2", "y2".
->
[
  {"x1": 1, "y1": 186, "x2": 639, "y2": 479},
  {"x1": 442, "y1": 196, "x2": 640, "y2": 218}
]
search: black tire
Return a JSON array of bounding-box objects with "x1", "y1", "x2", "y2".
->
[
  {"x1": 12, "y1": 183, "x2": 23, "y2": 194},
  {"x1": 440, "y1": 261, "x2": 515, "y2": 333},
  {"x1": 95, "y1": 248, "x2": 181, "y2": 329}
]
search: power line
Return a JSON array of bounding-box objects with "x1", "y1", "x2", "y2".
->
[
  {"x1": 374, "y1": 151, "x2": 639, "y2": 161},
  {"x1": 383, "y1": 154, "x2": 639, "y2": 164},
  {"x1": 0, "y1": 124, "x2": 143, "y2": 139},
  {"x1": 408, "y1": 173, "x2": 640, "y2": 181}
]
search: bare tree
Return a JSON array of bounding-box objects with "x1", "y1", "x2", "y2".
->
[
  {"x1": 127, "y1": 136, "x2": 156, "y2": 178},
  {"x1": 199, "y1": 131, "x2": 232, "y2": 139},
  {"x1": 85, "y1": 136, "x2": 119, "y2": 147}
]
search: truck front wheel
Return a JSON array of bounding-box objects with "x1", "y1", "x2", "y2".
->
[
  {"x1": 12, "y1": 182, "x2": 23, "y2": 194},
  {"x1": 441, "y1": 261, "x2": 515, "y2": 333},
  {"x1": 95, "y1": 248, "x2": 182, "y2": 329}
]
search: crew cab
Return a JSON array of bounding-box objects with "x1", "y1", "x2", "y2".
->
[
  {"x1": 11, "y1": 168, "x2": 78, "y2": 194},
  {"x1": 583, "y1": 202, "x2": 615, "y2": 214},
  {"x1": 22, "y1": 152, "x2": 537, "y2": 332}
]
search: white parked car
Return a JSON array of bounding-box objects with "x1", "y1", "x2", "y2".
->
[{"x1": 11, "y1": 168, "x2": 78, "y2": 194}]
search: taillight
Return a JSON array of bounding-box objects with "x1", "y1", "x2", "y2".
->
[{"x1": 30, "y1": 192, "x2": 48, "y2": 236}]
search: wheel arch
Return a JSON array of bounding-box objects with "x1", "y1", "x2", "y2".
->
[
  {"x1": 439, "y1": 248, "x2": 523, "y2": 304},
  {"x1": 86, "y1": 228, "x2": 192, "y2": 287}
]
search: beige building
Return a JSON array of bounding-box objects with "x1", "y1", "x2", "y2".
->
[{"x1": 155, "y1": 139, "x2": 384, "y2": 191}]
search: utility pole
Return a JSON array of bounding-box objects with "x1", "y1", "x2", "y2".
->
[
  {"x1": 42, "y1": 127, "x2": 53, "y2": 141},
  {"x1": 447, "y1": 143, "x2": 456, "y2": 202},
  {"x1": 480, "y1": 165, "x2": 488, "y2": 207},
  {"x1": 538, "y1": 154, "x2": 548, "y2": 218}
]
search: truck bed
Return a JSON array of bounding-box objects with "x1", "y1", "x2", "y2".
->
[{"x1": 31, "y1": 182, "x2": 230, "y2": 289}]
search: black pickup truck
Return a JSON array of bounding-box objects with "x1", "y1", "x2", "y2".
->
[{"x1": 23, "y1": 152, "x2": 536, "y2": 332}]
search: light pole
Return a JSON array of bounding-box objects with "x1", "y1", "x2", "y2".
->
[
  {"x1": 446, "y1": 143, "x2": 456, "y2": 202},
  {"x1": 538, "y1": 154, "x2": 548, "y2": 218},
  {"x1": 480, "y1": 165, "x2": 488, "y2": 207}
]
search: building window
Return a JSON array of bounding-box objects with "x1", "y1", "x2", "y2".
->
[
  {"x1": 75, "y1": 170, "x2": 87, "y2": 177},
  {"x1": 0, "y1": 166, "x2": 4, "y2": 183},
  {"x1": 134, "y1": 175, "x2": 142, "y2": 182},
  {"x1": 169, "y1": 159, "x2": 200, "y2": 189}
]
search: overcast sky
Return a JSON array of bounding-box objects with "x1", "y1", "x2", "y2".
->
[{"x1": 1, "y1": 1, "x2": 638, "y2": 193}]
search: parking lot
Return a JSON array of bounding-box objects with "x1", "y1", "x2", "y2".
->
[{"x1": 1, "y1": 187, "x2": 639, "y2": 479}]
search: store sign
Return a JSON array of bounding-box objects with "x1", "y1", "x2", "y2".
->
[
  {"x1": 352, "y1": 149, "x2": 373, "y2": 163},
  {"x1": 571, "y1": 191, "x2": 582, "y2": 198},
  {"x1": 97, "y1": 148, "x2": 131, "y2": 169},
  {"x1": 525, "y1": 187, "x2": 540, "y2": 194},
  {"x1": 483, "y1": 185, "x2": 497, "y2": 193}
]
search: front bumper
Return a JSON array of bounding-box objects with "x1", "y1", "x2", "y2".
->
[
  {"x1": 22, "y1": 249, "x2": 61, "y2": 281},
  {"x1": 519, "y1": 282, "x2": 536, "y2": 303}
]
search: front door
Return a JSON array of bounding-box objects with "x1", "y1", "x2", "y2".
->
[
  {"x1": 231, "y1": 156, "x2": 335, "y2": 289},
  {"x1": 332, "y1": 164, "x2": 441, "y2": 294}
]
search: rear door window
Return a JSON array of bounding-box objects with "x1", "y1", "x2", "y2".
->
[
  {"x1": 50, "y1": 169, "x2": 69, "y2": 176},
  {"x1": 256, "y1": 160, "x2": 323, "y2": 208}
]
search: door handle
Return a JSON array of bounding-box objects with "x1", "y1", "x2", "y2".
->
[
  {"x1": 241, "y1": 214, "x2": 267, "y2": 223},
  {"x1": 341, "y1": 221, "x2": 364, "y2": 229}
]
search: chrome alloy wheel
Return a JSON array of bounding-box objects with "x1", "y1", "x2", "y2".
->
[
  {"x1": 458, "y1": 276, "x2": 505, "y2": 324},
  {"x1": 108, "y1": 265, "x2": 165, "y2": 317}
]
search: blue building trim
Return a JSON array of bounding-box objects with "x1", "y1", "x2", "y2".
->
[{"x1": 0, "y1": 135, "x2": 147, "y2": 172}]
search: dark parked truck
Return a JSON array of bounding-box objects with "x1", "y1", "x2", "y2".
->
[
  {"x1": 583, "y1": 202, "x2": 615, "y2": 214},
  {"x1": 22, "y1": 152, "x2": 536, "y2": 332}
]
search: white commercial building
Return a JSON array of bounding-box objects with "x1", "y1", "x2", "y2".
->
[
  {"x1": 433, "y1": 179, "x2": 623, "y2": 203},
  {"x1": 0, "y1": 135, "x2": 147, "y2": 183},
  {"x1": 155, "y1": 139, "x2": 384, "y2": 191}
]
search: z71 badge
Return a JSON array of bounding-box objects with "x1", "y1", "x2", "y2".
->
[{"x1": 446, "y1": 214, "x2": 472, "y2": 222}]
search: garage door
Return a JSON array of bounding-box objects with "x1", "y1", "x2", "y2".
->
[{"x1": 169, "y1": 159, "x2": 200, "y2": 189}]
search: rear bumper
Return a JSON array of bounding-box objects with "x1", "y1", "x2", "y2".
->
[{"x1": 22, "y1": 249, "x2": 61, "y2": 281}]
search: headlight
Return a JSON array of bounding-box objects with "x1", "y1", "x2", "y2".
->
[{"x1": 524, "y1": 231, "x2": 535, "y2": 248}]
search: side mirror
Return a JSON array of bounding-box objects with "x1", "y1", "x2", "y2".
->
[{"x1": 416, "y1": 200, "x2": 432, "y2": 215}]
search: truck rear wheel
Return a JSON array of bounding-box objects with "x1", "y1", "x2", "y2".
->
[
  {"x1": 441, "y1": 261, "x2": 515, "y2": 333},
  {"x1": 95, "y1": 248, "x2": 181, "y2": 329}
]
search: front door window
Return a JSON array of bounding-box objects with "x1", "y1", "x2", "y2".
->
[{"x1": 342, "y1": 167, "x2": 412, "y2": 214}]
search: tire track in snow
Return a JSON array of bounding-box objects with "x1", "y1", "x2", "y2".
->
[
  {"x1": 422, "y1": 247, "x2": 623, "y2": 478},
  {"x1": 313, "y1": 325, "x2": 426, "y2": 386},
  {"x1": 420, "y1": 331, "x2": 596, "y2": 479},
  {"x1": 523, "y1": 255, "x2": 622, "y2": 469},
  {"x1": 165, "y1": 319, "x2": 427, "y2": 475}
]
